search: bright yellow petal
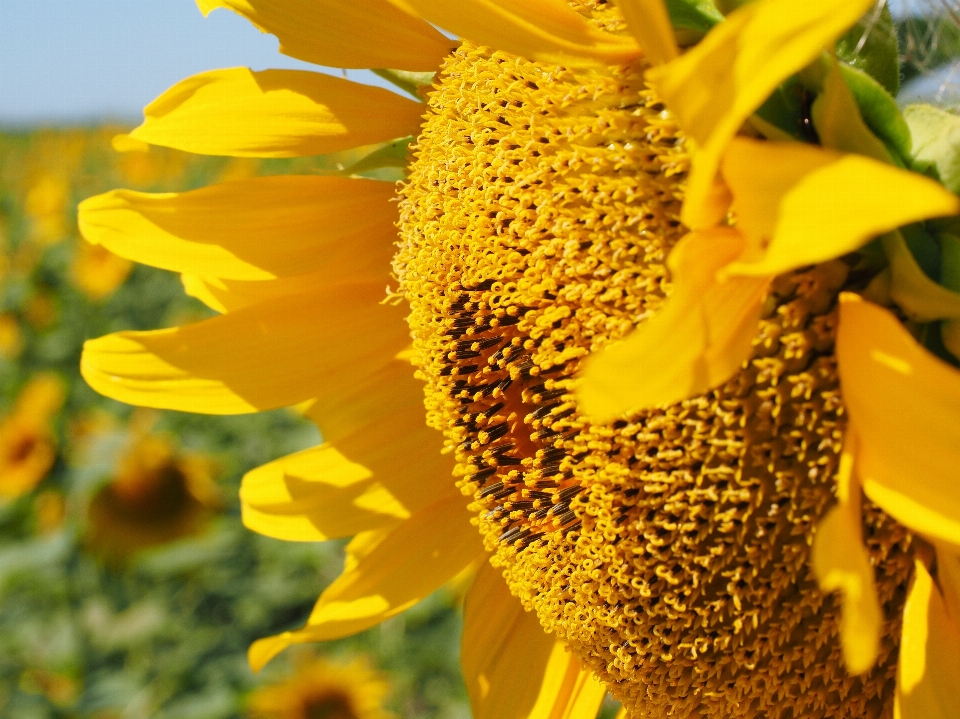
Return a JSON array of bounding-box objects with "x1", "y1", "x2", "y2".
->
[
  {"x1": 81, "y1": 281, "x2": 408, "y2": 414},
  {"x1": 396, "y1": 0, "x2": 639, "y2": 67},
  {"x1": 129, "y1": 68, "x2": 424, "y2": 157},
  {"x1": 893, "y1": 559, "x2": 960, "y2": 719},
  {"x1": 721, "y1": 138, "x2": 960, "y2": 277},
  {"x1": 883, "y1": 232, "x2": 960, "y2": 323},
  {"x1": 811, "y1": 60, "x2": 890, "y2": 162},
  {"x1": 180, "y1": 271, "x2": 346, "y2": 313},
  {"x1": 812, "y1": 432, "x2": 881, "y2": 674},
  {"x1": 247, "y1": 489, "x2": 483, "y2": 670},
  {"x1": 579, "y1": 227, "x2": 767, "y2": 420},
  {"x1": 197, "y1": 0, "x2": 452, "y2": 71},
  {"x1": 78, "y1": 176, "x2": 397, "y2": 281},
  {"x1": 647, "y1": 0, "x2": 874, "y2": 228},
  {"x1": 838, "y1": 294, "x2": 960, "y2": 548},
  {"x1": 462, "y1": 561, "x2": 604, "y2": 719},
  {"x1": 527, "y1": 647, "x2": 606, "y2": 719},
  {"x1": 240, "y1": 445, "x2": 407, "y2": 541},
  {"x1": 615, "y1": 0, "x2": 678, "y2": 65},
  {"x1": 181, "y1": 274, "x2": 228, "y2": 313},
  {"x1": 241, "y1": 356, "x2": 453, "y2": 541}
]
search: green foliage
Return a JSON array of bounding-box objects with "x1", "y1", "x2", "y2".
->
[
  {"x1": 0, "y1": 129, "x2": 468, "y2": 719},
  {"x1": 836, "y1": 3, "x2": 899, "y2": 97},
  {"x1": 897, "y1": 14, "x2": 960, "y2": 85},
  {"x1": 904, "y1": 103, "x2": 960, "y2": 194}
]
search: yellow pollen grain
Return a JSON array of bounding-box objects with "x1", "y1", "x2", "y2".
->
[{"x1": 395, "y1": 6, "x2": 914, "y2": 717}]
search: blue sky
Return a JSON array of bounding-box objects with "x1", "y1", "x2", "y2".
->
[{"x1": 0, "y1": 0, "x2": 392, "y2": 125}]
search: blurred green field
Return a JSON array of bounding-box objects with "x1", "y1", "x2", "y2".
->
[{"x1": 0, "y1": 128, "x2": 468, "y2": 719}]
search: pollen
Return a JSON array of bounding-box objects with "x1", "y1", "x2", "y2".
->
[{"x1": 395, "y1": 29, "x2": 914, "y2": 719}]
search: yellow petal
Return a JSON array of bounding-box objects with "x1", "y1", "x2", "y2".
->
[
  {"x1": 180, "y1": 266, "x2": 398, "y2": 314},
  {"x1": 240, "y1": 445, "x2": 408, "y2": 540},
  {"x1": 811, "y1": 60, "x2": 890, "y2": 162},
  {"x1": 812, "y1": 432, "x2": 881, "y2": 674},
  {"x1": 883, "y1": 232, "x2": 960, "y2": 323},
  {"x1": 241, "y1": 356, "x2": 453, "y2": 541},
  {"x1": 129, "y1": 67, "x2": 424, "y2": 157},
  {"x1": 721, "y1": 138, "x2": 960, "y2": 277},
  {"x1": 528, "y1": 648, "x2": 606, "y2": 719},
  {"x1": 81, "y1": 281, "x2": 408, "y2": 414},
  {"x1": 579, "y1": 227, "x2": 767, "y2": 420},
  {"x1": 181, "y1": 274, "x2": 228, "y2": 314},
  {"x1": 397, "y1": 0, "x2": 639, "y2": 67},
  {"x1": 248, "y1": 489, "x2": 483, "y2": 670},
  {"x1": 647, "y1": 0, "x2": 874, "y2": 228},
  {"x1": 615, "y1": 0, "x2": 678, "y2": 65},
  {"x1": 78, "y1": 176, "x2": 397, "y2": 281},
  {"x1": 462, "y1": 561, "x2": 604, "y2": 719},
  {"x1": 894, "y1": 559, "x2": 960, "y2": 719},
  {"x1": 838, "y1": 294, "x2": 960, "y2": 548},
  {"x1": 197, "y1": 0, "x2": 452, "y2": 71}
]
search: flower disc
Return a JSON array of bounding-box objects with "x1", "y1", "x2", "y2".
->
[{"x1": 396, "y1": 27, "x2": 916, "y2": 719}]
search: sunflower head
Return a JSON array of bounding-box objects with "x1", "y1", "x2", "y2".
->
[
  {"x1": 246, "y1": 655, "x2": 393, "y2": 719},
  {"x1": 0, "y1": 373, "x2": 65, "y2": 501},
  {"x1": 395, "y1": 21, "x2": 920, "y2": 714},
  {"x1": 71, "y1": 239, "x2": 133, "y2": 301},
  {"x1": 85, "y1": 432, "x2": 221, "y2": 561}
]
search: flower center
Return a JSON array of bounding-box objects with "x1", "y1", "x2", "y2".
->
[
  {"x1": 396, "y1": 18, "x2": 914, "y2": 719},
  {"x1": 302, "y1": 692, "x2": 357, "y2": 719}
]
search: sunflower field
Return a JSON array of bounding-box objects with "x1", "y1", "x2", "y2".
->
[{"x1": 0, "y1": 129, "x2": 468, "y2": 719}]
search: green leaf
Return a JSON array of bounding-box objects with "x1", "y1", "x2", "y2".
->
[
  {"x1": 836, "y1": 3, "x2": 899, "y2": 96},
  {"x1": 904, "y1": 104, "x2": 960, "y2": 195}
]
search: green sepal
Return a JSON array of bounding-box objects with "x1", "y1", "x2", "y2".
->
[
  {"x1": 753, "y1": 79, "x2": 807, "y2": 141},
  {"x1": 903, "y1": 104, "x2": 960, "y2": 195},
  {"x1": 900, "y1": 223, "x2": 941, "y2": 282},
  {"x1": 312, "y1": 136, "x2": 413, "y2": 182},
  {"x1": 941, "y1": 233, "x2": 960, "y2": 294},
  {"x1": 835, "y1": 3, "x2": 899, "y2": 97},
  {"x1": 372, "y1": 69, "x2": 436, "y2": 99},
  {"x1": 666, "y1": 0, "x2": 723, "y2": 43}
]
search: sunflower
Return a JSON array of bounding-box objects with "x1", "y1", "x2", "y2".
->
[
  {"x1": 84, "y1": 428, "x2": 221, "y2": 561},
  {"x1": 246, "y1": 654, "x2": 392, "y2": 719},
  {"x1": 0, "y1": 373, "x2": 64, "y2": 501},
  {"x1": 70, "y1": 238, "x2": 133, "y2": 301},
  {"x1": 79, "y1": 0, "x2": 960, "y2": 716}
]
